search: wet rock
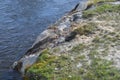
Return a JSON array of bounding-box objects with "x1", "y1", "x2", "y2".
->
[
  {"x1": 13, "y1": 54, "x2": 40, "y2": 74},
  {"x1": 65, "y1": 31, "x2": 77, "y2": 42},
  {"x1": 70, "y1": 1, "x2": 89, "y2": 12}
]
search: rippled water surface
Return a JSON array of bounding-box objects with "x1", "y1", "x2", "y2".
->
[{"x1": 0, "y1": 0, "x2": 83, "y2": 79}]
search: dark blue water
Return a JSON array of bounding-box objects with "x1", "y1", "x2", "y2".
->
[{"x1": 0, "y1": 0, "x2": 81, "y2": 80}]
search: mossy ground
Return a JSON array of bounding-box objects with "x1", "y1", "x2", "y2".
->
[
  {"x1": 88, "y1": 0, "x2": 116, "y2": 4},
  {"x1": 83, "y1": 2, "x2": 120, "y2": 18},
  {"x1": 26, "y1": 1, "x2": 120, "y2": 80},
  {"x1": 73, "y1": 22, "x2": 97, "y2": 36},
  {"x1": 26, "y1": 39, "x2": 120, "y2": 80}
]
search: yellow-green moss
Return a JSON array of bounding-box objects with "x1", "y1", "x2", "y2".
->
[
  {"x1": 83, "y1": 4, "x2": 120, "y2": 18},
  {"x1": 82, "y1": 58, "x2": 120, "y2": 80},
  {"x1": 73, "y1": 23, "x2": 97, "y2": 36},
  {"x1": 71, "y1": 44, "x2": 86, "y2": 52},
  {"x1": 27, "y1": 49, "x2": 57, "y2": 79},
  {"x1": 88, "y1": 0, "x2": 116, "y2": 4}
]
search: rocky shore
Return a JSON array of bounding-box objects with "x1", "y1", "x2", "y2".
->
[{"x1": 13, "y1": 0, "x2": 120, "y2": 80}]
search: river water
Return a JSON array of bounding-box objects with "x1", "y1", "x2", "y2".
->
[{"x1": 0, "y1": 0, "x2": 84, "y2": 80}]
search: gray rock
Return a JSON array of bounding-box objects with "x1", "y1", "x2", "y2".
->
[{"x1": 12, "y1": 1, "x2": 89, "y2": 74}]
